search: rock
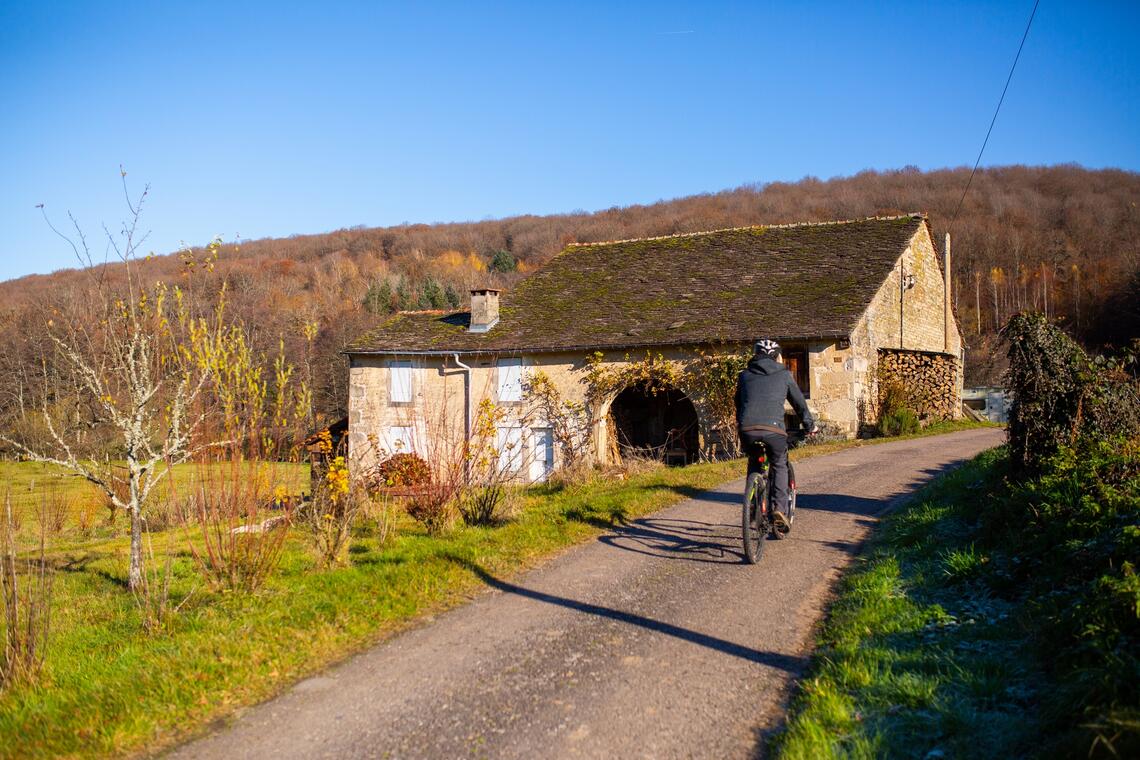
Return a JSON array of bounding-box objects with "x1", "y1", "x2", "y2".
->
[{"x1": 230, "y1": 515, "x2": 289, "y2": 535}]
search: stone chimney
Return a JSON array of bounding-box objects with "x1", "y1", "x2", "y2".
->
[{"x1": 469, "y1": 288, "x2": 501, "y2": 333}]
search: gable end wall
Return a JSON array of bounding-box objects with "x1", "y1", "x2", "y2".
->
[{"x1": 851, "y1": 225, "x2": 963, "y2": 426}]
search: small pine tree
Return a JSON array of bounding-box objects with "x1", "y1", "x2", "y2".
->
[
  {"x1": 395, "y1": 277, "x2": 414, "y2": 311},
  {"x1": 444, "y1": 283, "x2": 462, "y2": 308},
  {"x1": 362, "y1": 279, "x2": 393, "y2": 314},
  {"x1": 419, "y1": 278, "x2": 446, "y2": 309},
  {"x1": 489, "y1": 250, "x2": 516, "y2": 273}
]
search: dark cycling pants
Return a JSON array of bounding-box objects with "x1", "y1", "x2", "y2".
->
[{"x1": 741, "y1": 430, "x2": 789, "y2": 516}]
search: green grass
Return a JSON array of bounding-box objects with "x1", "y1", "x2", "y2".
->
[
  {"x1": 0, "y1": 421, "x2": 997, "y2": 759},
  {"x1": 774, "y1": 447, "x2": 1044, "y2": 759},
  {"x1": 777, "y1": 432, "x2": 1140, "y2": 759},
  {"x1": 1, "y1": 460, "x2": 308, "y2": 541},
  {"x1": 0, "y1": 458, "x2": 750, "y2": 758}
]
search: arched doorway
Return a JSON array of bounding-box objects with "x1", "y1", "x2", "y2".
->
[{"x1": 608, "y1": 384, "x2": 700, "y2": 465}]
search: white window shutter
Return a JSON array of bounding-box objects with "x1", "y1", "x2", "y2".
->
[
  {"x1": 390, "y1": 361, "x2": 413, "y2": 403},
  {"x1": 498, "y1": 358, "x2": 522, "y2": 402},
  {"x1": 496, "y1": 426, "x2": 523, "y2": 476}
]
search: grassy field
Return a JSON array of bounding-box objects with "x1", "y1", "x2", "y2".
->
[
  {"x1": 1, "y1": 460, "x2": 309, "y2": 542},
  {"x1": 0, "y1": 420, "x2": 997, "y2": 759}
]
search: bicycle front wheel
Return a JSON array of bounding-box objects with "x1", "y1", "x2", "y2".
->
[{"x1": 743, "y1": 471, "x2": 767, "y2": 564}]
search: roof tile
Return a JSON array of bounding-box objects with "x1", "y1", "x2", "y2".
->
[{"x1": 347, "y1": 215, "x2": 926, "y2": 354}]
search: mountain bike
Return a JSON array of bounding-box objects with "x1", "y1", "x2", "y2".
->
[{"x1": 741, "y1": 433, "x2": 802, "y2": 564}]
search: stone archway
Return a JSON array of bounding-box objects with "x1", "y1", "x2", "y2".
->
[{"x1": 607, "y1": 384, "x2": 700, "y2": 465}]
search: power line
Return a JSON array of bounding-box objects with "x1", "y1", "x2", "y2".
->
[{"x1": 950, "y1": 0, "x2": 1041, "y2": 229}]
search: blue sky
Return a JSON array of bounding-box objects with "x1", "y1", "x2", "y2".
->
[{"x1": 2, "y1": 1, "x2": 1137, "y2": 281}]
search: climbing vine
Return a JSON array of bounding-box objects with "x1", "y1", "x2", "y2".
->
[
  {"x1": 520, "y1": 370, "x2": 593, "y2": 469},
  {"x1": 682, "y1": 349, "x2": 751, "y2": 457},
  {"x1": 1002, "y1": 313, "x2": 1140, "y2": 474},
  {"x1": 582, "y1": 351, "x2": 684, "y2": 407}
]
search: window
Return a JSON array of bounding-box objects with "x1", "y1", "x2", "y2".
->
[
  {"x1": 390, "y1": 361, "x2": 413, "y2": 404},
  {"x1": 496, "y1": 426, "x2": 523, "y2": 476},
  {"x1": 783, "y1": 348, "x2": 810, "y2": 397},
  {"x1": 497, "y1": 358, "x2": 522, "y2": 403},
  {"x1": 385, "y1": 425, "x2": 414, "y2": 454}
]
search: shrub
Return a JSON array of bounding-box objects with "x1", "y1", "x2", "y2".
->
[
  {"x1": 684, "y1": 350, "x2": 750, "y2": 458},
  {"x1": 1002, "y1": 313, "x2": 1089, "y2": 472},
  {"x1": 879, "y1": 406, "x2": 920, "y2": 437},
  {"x1": 374, "y1": 453, "x2": 431, "y2": 490},
  {"x1": 1002, "y1": 313, "x2": 1140, "y2": 473},
  {"x1": 458, "y1": 485, "x2": 506, "y2": 527},
  {"x1": 186, "y1": 462, "x2": 294, "y2": 593},
  {"x1": 405, "y1": 484, "x2": 458, "y2": 535},
  {"x1": 458, "y1": 399, "x2": 519, "y2": 527},
  {"x1": 144, "y1": 494, "x2": 188, "y2": 532},
  {"x1": 978, "y1": 437, "x2": 1140, "y2": 754},
  {"x1": 876, "y1": 380, "x2": 920, "y2": 437},
  {"x1": 2, "y1": 493, "x2": 52, "y2": 689},
  {"x1": 302, "y1": 456, "x2": 367, "y2": 566},
  {"x1": 35, "y1": 489, "x2": 69, "y2": 537}
]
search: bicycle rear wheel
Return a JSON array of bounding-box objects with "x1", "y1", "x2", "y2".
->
[
  {"x1": 787, "y1": 461, "x2": 797, "y2": 526},
  {"x1": 742, "y1": 471, "x2": 767, "y2": 564}
]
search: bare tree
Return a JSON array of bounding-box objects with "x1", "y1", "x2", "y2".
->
[{"x1": 1, "y1": 174, "x2": 228, "y2": 592}]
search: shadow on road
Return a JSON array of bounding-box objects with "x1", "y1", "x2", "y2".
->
[
  {"x1": 797, "y1": 493, "x2": 886, "y2": 516},
  {"x1": 597, "y1": 516, "x2": 745, "y2": 564},
  {"x1": 669, "y1": 486, "x2": 742, "y2": 504},
  {"x1": 446, "y1": 555, "x2": 807, "y2": 674},
  {"x1": 581, "y1": 493, "x2": 889, "y2": 567}
]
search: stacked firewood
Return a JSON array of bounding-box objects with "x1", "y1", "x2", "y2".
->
[{"x1": 878, "y1": 350, "x2": 959, "y2": 420}]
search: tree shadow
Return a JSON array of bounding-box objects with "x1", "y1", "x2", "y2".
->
[
  {"x1": 46, "y1": 552, "x2": 131, "y2": 589},
  {"x1": 669, "y1": 485, "x2": 742, "y2": 504},
  {"x1": 796, "y1": 493, "x2": 888, "y2": 516},
  {"x1": 445, "y1": 554, "x2": 807, "y2": 673}
]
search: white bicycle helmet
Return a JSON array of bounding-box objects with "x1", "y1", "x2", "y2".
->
[{"x1": 753, "y1": 339, "x2": 781, "y2": 356}]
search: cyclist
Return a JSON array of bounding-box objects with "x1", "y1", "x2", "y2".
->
[{"x1": 735, "y1": 339, "x2": 817, "y2": 537}]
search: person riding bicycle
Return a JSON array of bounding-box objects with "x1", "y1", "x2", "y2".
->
[{"x1": 735, "y1": 339, "x2": 817, "y2": 536}]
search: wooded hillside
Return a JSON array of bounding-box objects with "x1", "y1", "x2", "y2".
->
[{"x1": 2, "y1": 164, "x2": 1137, "y2": 431}]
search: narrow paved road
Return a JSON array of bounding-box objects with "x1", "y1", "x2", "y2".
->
[{"x1": 170, "y1": 428, "x2": 1003, "y2": 760}]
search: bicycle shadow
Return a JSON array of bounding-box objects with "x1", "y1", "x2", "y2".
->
[
  {"x1": 587, "y1": 489, "x2": 892, "y2": 565},
  {"x1": 596, "y1": 515, "x2": 747, "y2": 564}
]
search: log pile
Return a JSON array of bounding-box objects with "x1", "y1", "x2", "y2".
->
[{"x1": 877, "y1": 349, "x2": 960, "y2": 421}]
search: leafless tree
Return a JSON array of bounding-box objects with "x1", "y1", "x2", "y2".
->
[{"x1": 1, "y1": 173, "x2": 226, "y2": 592}]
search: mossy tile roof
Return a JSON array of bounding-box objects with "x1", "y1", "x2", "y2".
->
[{"x1": 348, "y1": 214, "x2": 928, "y2": 355}]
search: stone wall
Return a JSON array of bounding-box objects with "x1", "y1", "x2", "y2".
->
[
  {"x1": 348, "y1": 339, "x2": 880, "y2": 479},
  {"x1": 806, "y1": 340, "x2": 863, "y2": 436},
  {"x1": 348, "y1": 351, "x2": 593, "y2": 476},
  {"x1": 877, "y1": 349, "x2": 962, "y2": 421},
  {"x1": 851, "y1": 222, "x2": 963, "y2": 428}
]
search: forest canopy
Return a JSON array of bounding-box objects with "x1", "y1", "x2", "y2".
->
[{"x1": 1, "y1": 164, "x2": 1136, "y2": 437}]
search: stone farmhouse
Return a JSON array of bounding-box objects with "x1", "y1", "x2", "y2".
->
[{"x1": 345, "y1": 214, "x2": 963, "y2": 481}]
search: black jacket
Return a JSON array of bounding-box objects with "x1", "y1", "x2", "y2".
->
[{"x1": 735, "y1": 356, "x2": 814, "y2": 432}]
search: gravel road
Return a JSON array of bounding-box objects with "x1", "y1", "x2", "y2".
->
[{"x1": 168, "y1": 428, "x2": 1004, "y2": 760}]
